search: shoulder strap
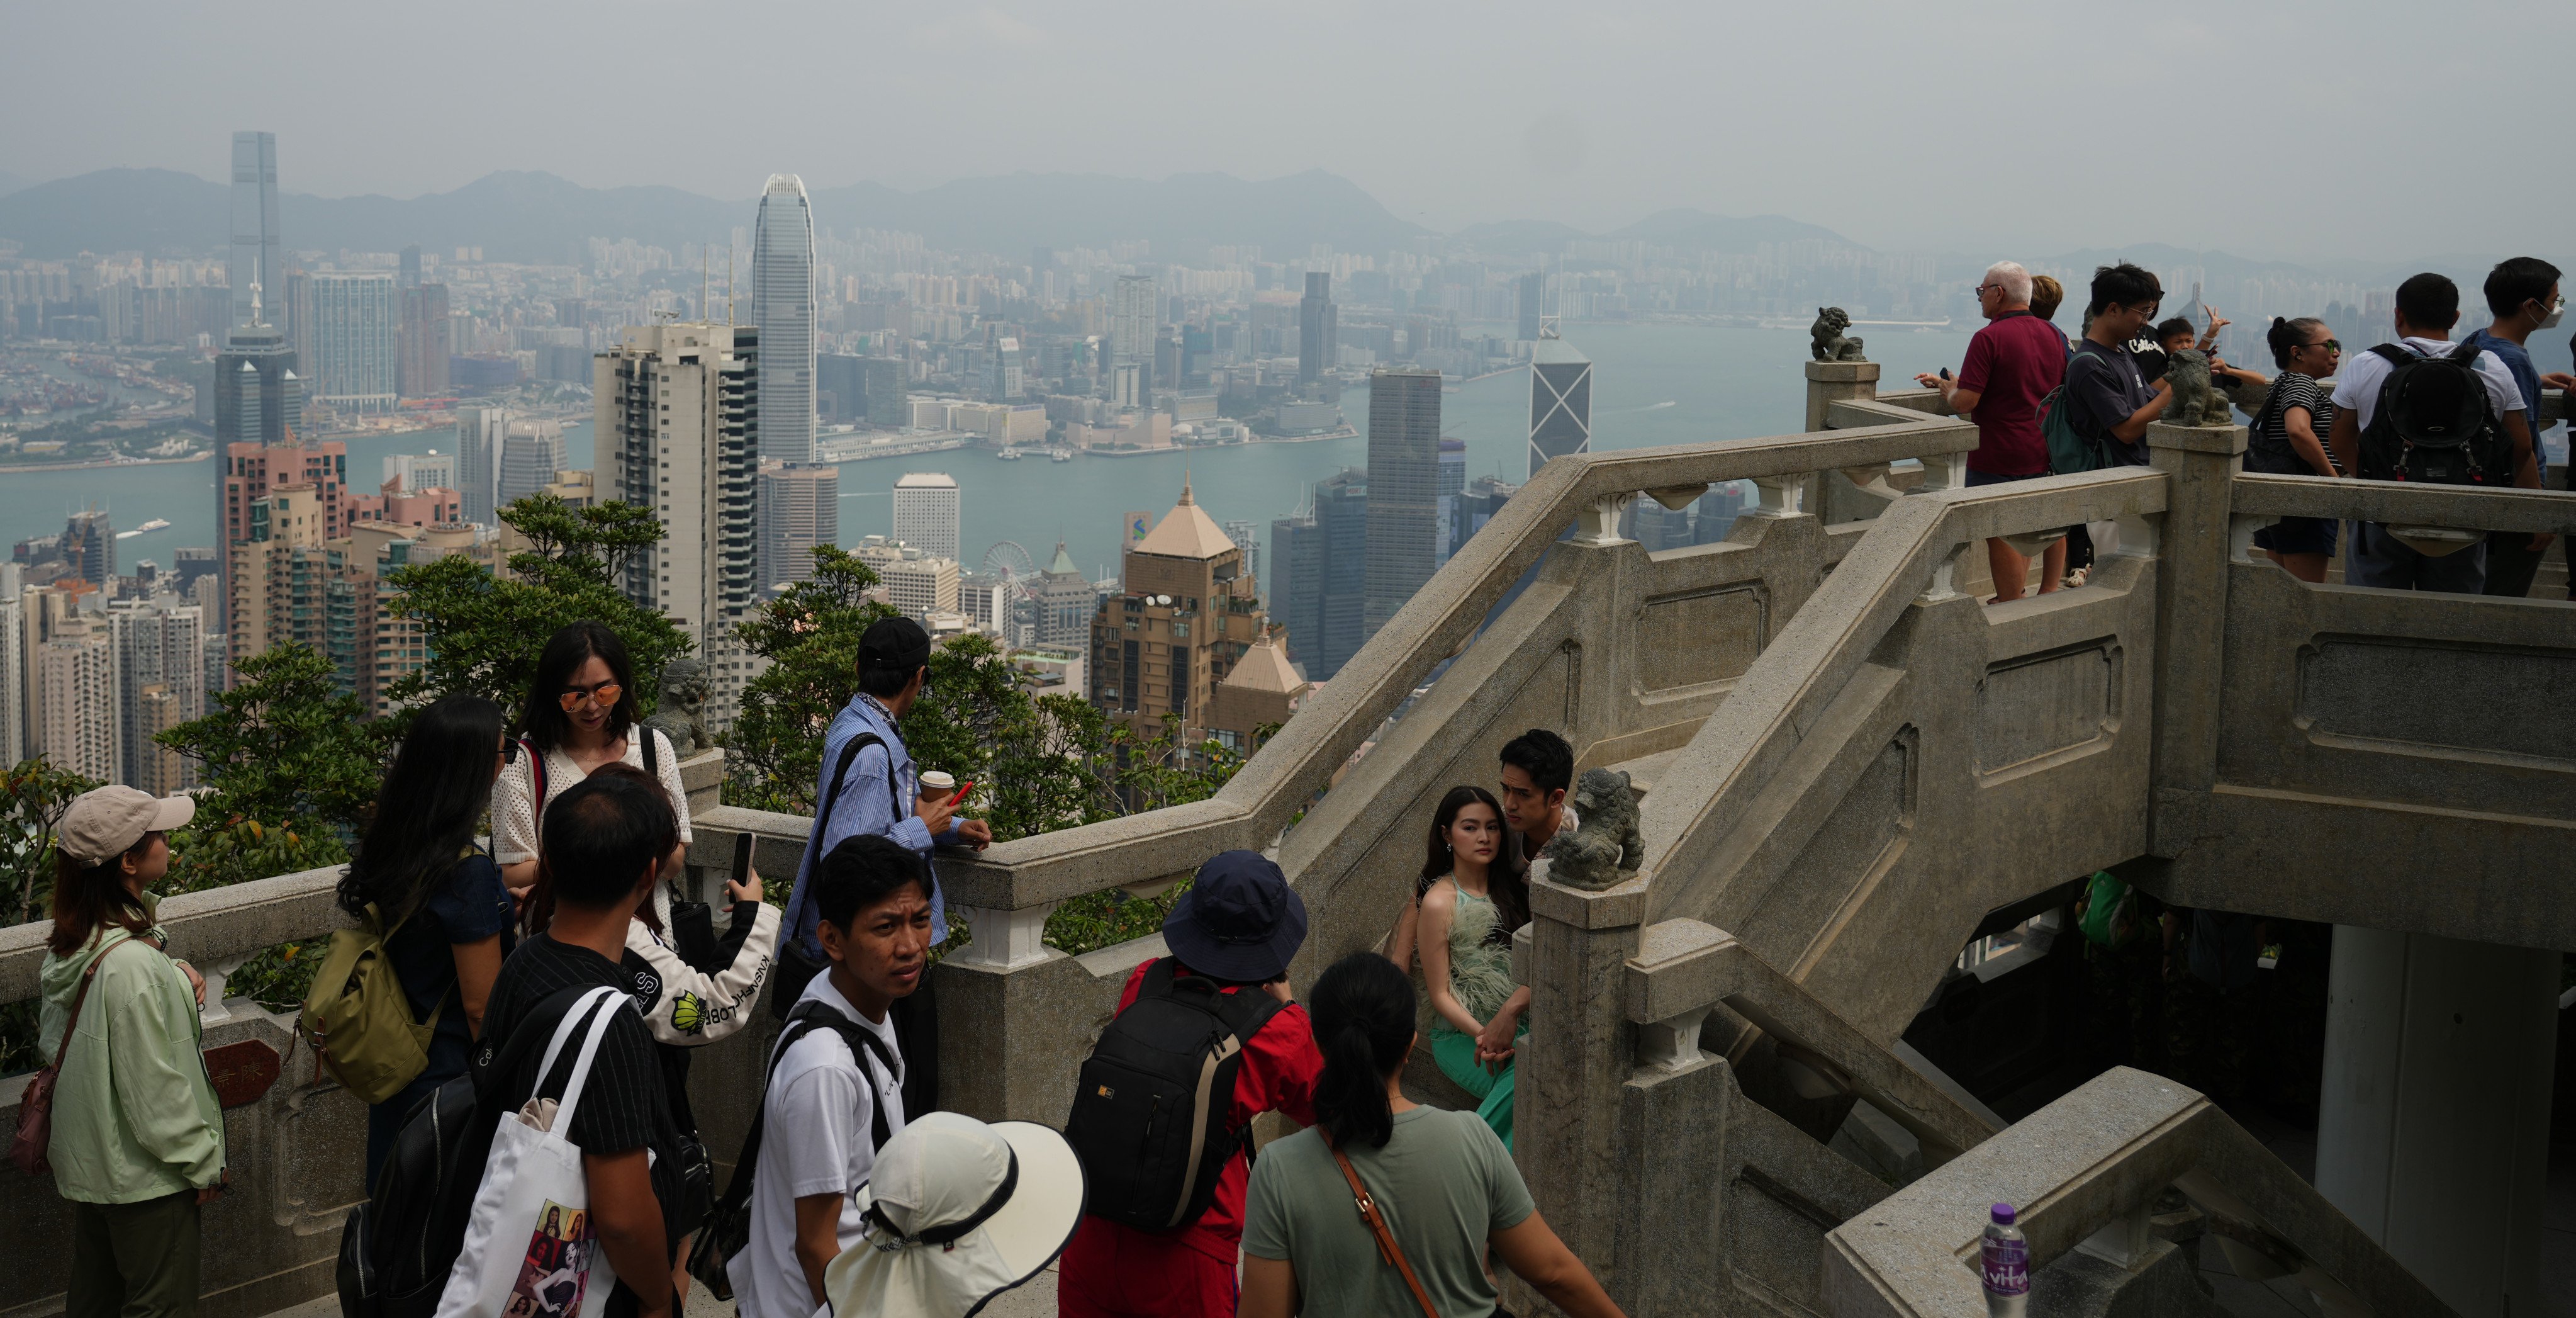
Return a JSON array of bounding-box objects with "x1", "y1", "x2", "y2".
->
[
  {"x1": 472, "y1": 982, "x2": 598, "y2": 1105},
  {"x1": 642, "y1": 727, "x2": 659, "y2": 778},
  {"x1": 50, "y1": 935, "x2": 138, "y2": 1067},
  {"x1": 2367, "y1": 343, "x2": 2416, "y2": 369},
  {"x1": 781, "y1": 1001, "x2": 900, "y2": 1152},
  {"x1": 2448, "y1": 339, "x2": 2486, "y2": 364},
  {"x1": 520, "y1": 740, "x2": 549, "y2": 842},
  {"x1": 783, "y1": 731, "x2": 887, "y2": 942},
  {"x1": 1328, "y1": 1137, "x2": 1443, "y2": 1318},
  {"x1": 545, "y1": 989, "x2": 632, "y2": 1136}
]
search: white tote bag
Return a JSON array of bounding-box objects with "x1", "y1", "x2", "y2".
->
[{"x1": 435, "y1": 986, "x2": 630, "y2": 1318}]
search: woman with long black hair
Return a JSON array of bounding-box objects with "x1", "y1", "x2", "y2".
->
[
  {"x1": 1412, "y1": 784, "x2": 1532, "y2": 1149},
  {"x1": 492, "y1": 621, "x2": 692, "y2": 903},
  {"x1": 1240, "y1": 953, "x2": 1621, "y2": 1318},
  {"x1": 337, "y1": 692, "x2": 517, "y2": 1188}
]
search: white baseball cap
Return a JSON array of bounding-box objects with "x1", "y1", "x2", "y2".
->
[
  {"x1": 59, "y1": 786, "x2": 195, "y2": 867},
  {"x1": 824, "y1": 1112, "x2": 1085, "y2": 1318}
]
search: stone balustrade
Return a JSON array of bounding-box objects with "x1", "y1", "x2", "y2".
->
[{"x1": 1822, "y1": 1067, "x2": 2456, "y2": 1318}]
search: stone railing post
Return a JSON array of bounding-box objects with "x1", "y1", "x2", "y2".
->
[
  {"x1": 1518, "y1": 867, "x2": 1647, "y2": 1298},
  {"x1": 2143, "y1": 420, "x2": 2244, "y2": 829},
  {"x1": 1804, "y1": 359, "x2": 1880, "y2": 434}
]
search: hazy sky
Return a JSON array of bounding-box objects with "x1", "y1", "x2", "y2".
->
[{"x1": 6, "y1": 0, "x2": 2566, "y2": 264}]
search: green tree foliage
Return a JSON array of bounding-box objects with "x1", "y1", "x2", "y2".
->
[
  {"x1": 154, "y1": 643, "x2": 382, "y2": 1015},
  {"x1": 724, "y1": 545, "x2": 895, "y2": 814},
  {"x1": 384, "y1": 495, "x2": 691, "y2": 727},
  {"x1": 157, "y1": 643, "x2": 376, "y2": 892},
  {"x1": 0, "y1": 758, "x2": 99, "y2": 930}
]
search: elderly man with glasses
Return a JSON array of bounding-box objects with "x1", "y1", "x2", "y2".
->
[{"x1": 1916, "y1": 260, "x2": 2075, "y2": 602}]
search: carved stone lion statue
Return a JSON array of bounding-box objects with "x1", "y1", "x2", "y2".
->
[
  {"x1": 2162, "y1": 348, "x2": 2232, "y2": 427},
  {"x1": 642, "y1": 658, "x2": 714, "y2": 756},
  {"x1": 1538, "y1": 767, "x2": 1645, "y2": 891},
  {"x1": 1810, "y1": 307, "x2": 1867, "y2": 363}
]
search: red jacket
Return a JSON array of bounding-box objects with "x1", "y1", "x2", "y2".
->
[{"x1": 1078, "y1": 957, "x2": 1323, "y2": 1263}]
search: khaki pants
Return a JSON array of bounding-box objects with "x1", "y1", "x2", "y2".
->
[{"x1": 69, "y1": 1191, "x2": 201, "y2": 1318}]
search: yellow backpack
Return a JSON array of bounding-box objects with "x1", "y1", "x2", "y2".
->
[{"x1": 298, "y1": 899, "x2": 444, "y2": 1105}]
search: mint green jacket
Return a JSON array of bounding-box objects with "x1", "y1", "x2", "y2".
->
[{"x1": 36, "y1": 927, "x2": 227, "y2": 1203}]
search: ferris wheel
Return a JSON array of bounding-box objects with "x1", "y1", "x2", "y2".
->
[{"x1": 982, "y1": 540, "x2": 1038, "y2": 590}]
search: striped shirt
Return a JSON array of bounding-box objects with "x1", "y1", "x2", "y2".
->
[{"x1": 2249, "y1": 372, "x2": 2339, "y2": 476}]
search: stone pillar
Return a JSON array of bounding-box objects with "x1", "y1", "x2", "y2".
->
[
  {"x1": 2143, "y1": 422, "x2": 2244, "y2": 812},
  {"x1": 1519, "y1": 868, "x2": 1646, "y2": 1298},
  {"x1": 1803, "y1": 359, "x2": 1879, "y2": 434},
  {"x1": 2317, "y1": 927, "x2": 2558, "y2": 1318}
]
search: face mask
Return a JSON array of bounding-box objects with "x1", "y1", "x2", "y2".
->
[{"x1": 2536, "y1": 300, "x2": 2563, "y2": 330}]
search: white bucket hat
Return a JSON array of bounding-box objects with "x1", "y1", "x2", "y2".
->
[{"x1": 824, "y1": 1111, "x2": 1085, "y2": 1318}]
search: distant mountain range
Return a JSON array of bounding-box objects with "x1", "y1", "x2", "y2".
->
[
  {"x1": 0, "y1": 167, "x2": 1431, "y2": 264},
  {"x1": 1448, "y1": 210, "x2": 1849, "y2": 257}
]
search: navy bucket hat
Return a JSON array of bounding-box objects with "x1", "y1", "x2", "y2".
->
[{"x1": 1161, "y1": 850, "x2": 1306, "y2": 983}]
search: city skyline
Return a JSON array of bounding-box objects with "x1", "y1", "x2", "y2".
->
[{"x1": 5, "y1": 3, "x2": 2564, "y2": 262}]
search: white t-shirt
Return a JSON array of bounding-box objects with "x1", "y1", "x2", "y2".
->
[
  {"x1": 2329, "y1": 335, "x2": 2523, "y2": 433},
  {"x1": 491, "y1": 728, "x2": 692, "y2": 867},
  {"x1": 727, "y1": 974, "x2": 906, "y2": 1318}
]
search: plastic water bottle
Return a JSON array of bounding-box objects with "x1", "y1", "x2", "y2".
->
[{"x1": 1981, "y1": 1203, "x2": 2029, "y2": 1317}]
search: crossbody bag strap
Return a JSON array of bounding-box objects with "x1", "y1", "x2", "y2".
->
[
  {"x1": 50, "y1": 933, "x2": 137, "y2": 1067},
  {"x1": 782, "y1": 732, "x2": 885, "y2": 942},
  {"x1": 1328, "y1": 1138, "x2": 1443, "y2": 1318}
]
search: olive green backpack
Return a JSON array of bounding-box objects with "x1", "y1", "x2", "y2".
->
[{"x1": 299, "y1": 900, "x2": 445, "y2": 1105}]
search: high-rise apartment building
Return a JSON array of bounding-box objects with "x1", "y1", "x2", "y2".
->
[
  {"x1": 1089, "y1": 480, "x2": 1279, "y2": 750},
  {"x1": 1363, "y1": 369, "x2": 1442, "y2": 639},
  {"x1": 229, "y1": 132, "x2": 282, "y2": 331},
  {"x1": 758, "y1": 463, "x2": 838, "y2": 591},
  {"x1": 384, "y1": 451, "x2": 457, "y2": 494},
  {"x1": 498, "y1": 419, "x2": 565, "y2": 508},
  {"x1": 983, "y1": 335, "x2": 1023, "y2": 402},
  {"x1": 128, "y1": 684, "x2": 190, "y2": 796},
  {"x1": 397, "y1": 284, "x2": 451, "y2": 398},
  {"x1": 36, "y1": 614, "x2": 116, "y2": 783},
  {"x1": 107, "y1": 597, "x2": 203, "y2": 789},
  {"x1": 851, "y1": 540, "x2": 960, "y2": 620},
  {"x1": 1528, "y1": 331, "x2": 1592, "y2": 476},
  {"x1": 217, "y1": 436, "x2": 348, "y2": 634},
  {"x1": 0, "y1": 580, "x2": 25, "y2": 765},
  {"x1": 1269, "y1": 468, "x2": 1367, "y2": 680},
  {"x1": 1299, "y1": 272, "x2": 1337, "y2": 386},
  {"x1": 455, "y1": 405, "x2": 504, "y2": 524},
  {"x1": 891, "y1": 472, "x2": 961, "y2": 562},
  {"x1": 312, "y1": 273, "x2": 398, "y2": 413},
  {"x1": 597, "y1": 322, "x2": 760, "y2": 726},
  {"x1": 752, "y1": 174, "x2": 817, "y2": 463},
  {"x1": 1111, "y1": 276, "x2": 1156, "y2": 394}
]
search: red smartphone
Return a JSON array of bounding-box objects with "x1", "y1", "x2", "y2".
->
[{"x1": 950, "y1": 779, "x2": 977, "y2": 804}]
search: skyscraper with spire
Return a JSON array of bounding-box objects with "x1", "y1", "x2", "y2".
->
[
  {"x1": 228, "y1": 132, "x2": 281, "y2": 331},
  {"x1": 751, "y1": 174, "x2": 816, "y2": 463}
]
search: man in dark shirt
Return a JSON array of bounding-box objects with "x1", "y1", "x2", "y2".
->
[
  {"x1": 2063, "y1": 263, "x2": 2176, "y2": 469},
  {"x1": 482, "y1": 772, "x2": 686, "y2": 1318}
]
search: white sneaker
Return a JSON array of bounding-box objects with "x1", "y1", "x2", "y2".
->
[{"x1": 2064, "y1": 566, "x2": 2090, "y2": 589}]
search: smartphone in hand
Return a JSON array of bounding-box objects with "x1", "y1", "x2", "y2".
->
[{"x1": 731, "y1": 831, "x2": 754, "y2": 885}]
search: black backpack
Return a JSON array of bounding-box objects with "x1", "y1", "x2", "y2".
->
[
  {"x1": 1064, "y1": 959, "x2": 1289, "y2": 1232},
  {"x1": 2356, "y1": 342, "x2": 2515, "y2": 485},
  {"x1": 337, "y1": 984, "x2": 593, "y2": 1318},
  {"x1": 685, "y1": 998, "x2": 899, "y2": 1300}
]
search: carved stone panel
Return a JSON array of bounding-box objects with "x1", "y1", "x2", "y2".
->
[
  {"x1": 2299, "y1": 637, "x2": 2576, "y2": 767},
  {"x1": 1976, "y1": 640, "x2": 2123, "y2": 776},
  {"x1": 1745, "y1": 733, "x2": 1915, "y2": 970},
  {"x1": 1637, "y1": 583, "x2": 1767, "y2": 697}
]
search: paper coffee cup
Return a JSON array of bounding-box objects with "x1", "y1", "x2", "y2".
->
[{"x1": 919, "y1": 770, "x2": 957, "y2": 802}]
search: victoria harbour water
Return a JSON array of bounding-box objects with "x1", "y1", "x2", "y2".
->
[{"x1": 1, "y1": 323, "x2": 1980, "y2": 582}]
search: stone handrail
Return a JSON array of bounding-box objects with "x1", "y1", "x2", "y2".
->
[
  {"x1": 1619, "y1": 918, "x2": 1994, "y2": 1165},
  {"x1": 1821, "y1": 1067, "x2": 2457, "y2": 1318},
  {"x1": 927, "y1": 415, "x2": 1980, "y2": 914},
  {"x1": 1642, "y1": 466, "x2": 2172, "y2": 921},
  {"x1": 2229, "y1": 470, "x2": 2576, "y2": 532}
]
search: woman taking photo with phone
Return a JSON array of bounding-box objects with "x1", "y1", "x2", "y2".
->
[
  {"x1": 38, "y1": 786, "x2": 226, "y2": 1318},
  {"x1": 1413, "y1": 785, "x2": 1532, "y2": 1150},
  {"x1": 337, "y1": 693, "x2": 518, "y2": 1188},
  {"x1": 493, "y1": 621, "x2": 693, "y2": 910}
]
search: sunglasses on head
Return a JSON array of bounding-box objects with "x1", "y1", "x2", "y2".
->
[{"x1": 559, "y1": 682, "x2": 622, "y2": 711}]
